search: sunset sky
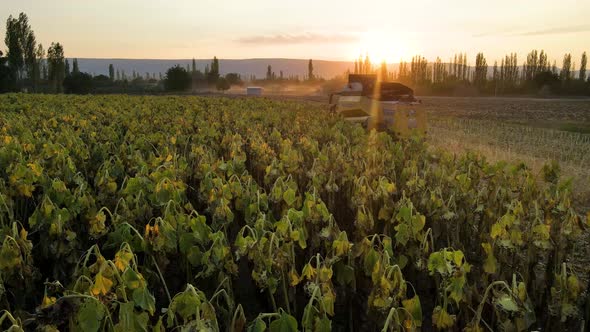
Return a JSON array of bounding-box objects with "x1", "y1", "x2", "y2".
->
[{"x1": 1, "y1": 0, "x2": 589, "y2": 63}]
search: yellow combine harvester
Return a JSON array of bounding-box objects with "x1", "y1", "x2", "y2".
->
[{"x1": 329, "y1": 74, "x2": 426, "y2": 137}]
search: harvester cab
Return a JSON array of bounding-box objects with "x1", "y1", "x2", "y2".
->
[{"x1": 329, "y1": 74, "x2": 426, "y2": 137}]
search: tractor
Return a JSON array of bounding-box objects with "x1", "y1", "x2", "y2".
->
[{"x1": 329, "y1": 74, "x2": 426, "y2": 137}]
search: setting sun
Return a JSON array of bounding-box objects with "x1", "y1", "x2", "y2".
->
[{"x1": 353, "y1": 30, "x2": 411, "y2": 63}]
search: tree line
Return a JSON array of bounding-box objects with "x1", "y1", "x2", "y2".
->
[
  {"x1": 0, "y1": 12, "x2": 249, "y2": 94},
  {"x1": 2, "y1": 12, "x2": 588, "y2": 96},
  {"x1": 0, "y1": 13, "x2": 68, "y2": 93},
  {"x1": 161, "y1": 57, "x2": 246, "y2": 92},
  {"x1": 350, "y1": 51, "x2": 589, "y2": 96},
  {"x1": 252, "y1": 59, "x2": 319, "y2": 84}
]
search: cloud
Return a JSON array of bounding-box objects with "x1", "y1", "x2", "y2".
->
[
  {"x1": 236, "y1": 33, "x2": 358, "y2": 45},
  {"x1": 474, "y1": 24, "x2": 590, "y2": 37},
  {"x1": 516, "y1": 24, "x2": 590, "y2": 36},
  {"x1": 472, "y1": 31, "x2": 505, "y2": 37}
]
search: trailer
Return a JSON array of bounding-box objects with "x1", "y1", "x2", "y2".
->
[{"x1": 246, "y1": 87, "x2": 263, "y2": 96}]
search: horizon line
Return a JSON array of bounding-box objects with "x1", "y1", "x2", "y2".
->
[{"x1": 69, "y1": 57, "x2": 353, "y2": 62}]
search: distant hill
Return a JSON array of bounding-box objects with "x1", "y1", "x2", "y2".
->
[{"x1": 76, "y1": 58, "x2": 357, "y2": 80}]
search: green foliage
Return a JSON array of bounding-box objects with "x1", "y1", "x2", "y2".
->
[
  {"x1": 47, "y1": 42, "x2": 65, "y2": 93},
  {"x1": 208, "y1": 56, "x2": 220, "y2": 84},
  {"x1": 5, "y1": 13, "x2": 34, "y2": 80},
  {"x1": 225, "y1": 72, "x2": 242, "y2": 85},
  {"x1": 269, "y1": 311, "x2": 298, "y2": 332},
  {"x1": 63, "y1": 72, "x2": 94, "y2": 94},
  {"x1": 164, "y1": 65, "x2": 191, "y2": 91},
  {"x1": 76, "y1": 299, "x2": 105, "y2": 332},
  {"x1": 216, "y1": 77, "x2": 230, "y2": 92},
  {"x1": 0, "y1": 52, "x2": 17, "y2": 92}
]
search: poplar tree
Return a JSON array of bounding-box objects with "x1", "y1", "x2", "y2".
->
[
  {"x1": 474, "y1": 53, "x2": 488, "y2": 88},
  {"x1": 412, "y1": 57, "x2": 418, "y2": 83},
  {"x1": 411, "y1": 56, "x2": 428, "y2": 84},
  {"x1": 501, "y1": 57, "x2": 506, "y2": 81},
  {"x1": 24, "y1": 31, "x2": 37, "y2": 85},
  {"x1": 191, "y1": 58, "x2": 197, "y2": 91},
  {"x1": 308, "y1": 59, "x2": 314, "y2": 80},
  {"x1": 501, "y1": 53, "x2": 518, "y2": 87},
  {"x1": 512, "y1": 53, "x2": 518, "y2": 85},
  {"x1": 560, "y1": 53, "x2": 572, "y2": 81},
  {"x1": 65, "y1": 59, "x2": 70, "y2": 77},
  {"x1": 462, "y1": 53, "x2": 468, "y2": 81},
  {"x1": 398, "y1": 60, "x2": 409, "y2": 82},
  {"x1": 432, "y1": 57, "x2": 442, "y2": 83},
  {"x1": 5, "y1": 16, "x2": 24, "y2": 79},
  {"x1": 109, "y1": 64, "x2": 114, "y2": 81},
  {"x1": 579, "y1": 52, "x2": 587, "y2": 81},
  {"x1": 364, "y1": 55, "x2": 370, "y2": 74},
  {"x1": 47, "y1": 42, "x2": 65, "y2": 92},
  {"x1": 538, "y1": 50, "x2": 548, "y2": 72},
  {"x1": 207, "y1": 57, "x2": 219, "y2": 83},
  {"x1": 524, "y1": 50, "x2": 539, "y2": 81},
  {"x1": 72, "y1": 58, "x2": 79, "y2": 75},
  {"x1": 5, "y1": 13, "x2": 37, "y2": 82},
  {"x1": 358, "y1": 55, "x2": 364, "y2": 74},
  {"x1": 379, "y1": 61, "x2": 387, "y2": 81},
  {"x1": 492, "y1": 60, "x2": 498, "y2": 94}
]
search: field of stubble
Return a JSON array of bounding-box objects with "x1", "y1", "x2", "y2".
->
[{"x1": 421, "y1": 96, "x2": 590, "y2": 211}]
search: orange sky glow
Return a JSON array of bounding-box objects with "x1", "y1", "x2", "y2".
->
[{"x1": 1, "y1": 0, "x2": 589, "y2": 64}]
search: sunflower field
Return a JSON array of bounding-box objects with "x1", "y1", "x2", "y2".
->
[{"x1": 0, "y1": 94, "x2": 588, "y2": 331}]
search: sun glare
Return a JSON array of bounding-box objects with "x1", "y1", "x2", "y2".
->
[{"x1": 354, "y1": 30, "x2": 410, "y2": 63}]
